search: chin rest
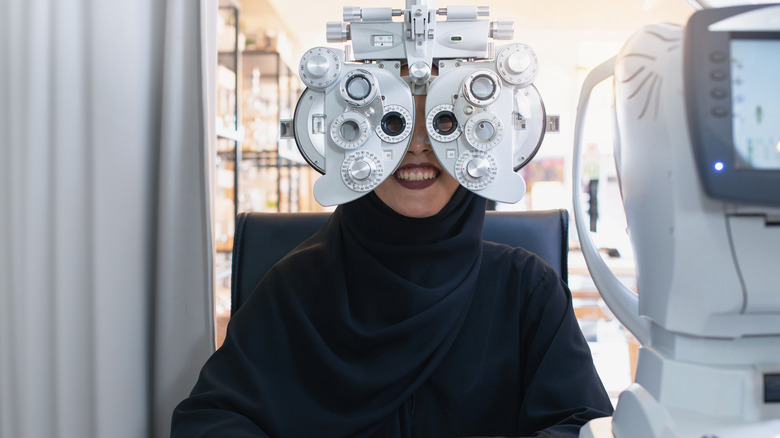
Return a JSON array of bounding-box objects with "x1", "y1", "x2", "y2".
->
[{"x1": 231, "y1": 209, "x2": 569, "y2": 315}]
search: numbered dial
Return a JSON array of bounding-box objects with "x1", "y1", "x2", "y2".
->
[
  {"x1": 375, "y1": 105, "x2": 413, "y2": 144},
  {"x1": 330, "y1": 112, "x2": 371, "y2": 149},
  {"x1": 299, "y1": 47, "x2": 342, "y2": 89},
  {"x1": 455, "y1": 151, "x2": 497, "y2": 190},
  {"x1": 496, "y1": 44, "x2": 539, "y2": 87},
  {"x1": 463, "y1": 70, "x2": 501, "y2": 107},
  {"x1": 464, "y1": 112, "x2": 503, "y2": 151},
  {"x1": 426, "y1": 104, "x2": 461, "y2": 143},
  {"x1": 341, "y1": 151, "x2": 384, "y2": 192},
  {"x1": 339, "y1": 70, "x2": 379, "y2": 107}
]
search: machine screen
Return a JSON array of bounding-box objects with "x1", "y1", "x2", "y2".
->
[{"x1": 730, "y1": 36, "x2": 780, "y2": 170}]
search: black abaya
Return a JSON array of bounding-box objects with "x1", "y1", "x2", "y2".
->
[{"x1": 171, "y1": 189, "x2": 613, "y2": 437}]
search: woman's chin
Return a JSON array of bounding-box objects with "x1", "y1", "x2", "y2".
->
[{"x1": 374, "y1": 179, "x2": 455, "y2": 218}]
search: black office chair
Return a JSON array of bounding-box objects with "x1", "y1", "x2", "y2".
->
[{"x1": 230, "y1": 209, "x2": 569, "y2": 315}]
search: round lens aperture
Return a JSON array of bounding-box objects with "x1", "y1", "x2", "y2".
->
[
  {"x1": 433, "y1": 111, "x2": 458, "y2": 136},
  {"x1": 470, "y1": 75, "x2": 497, "y2": 101},
  {"x1": 375, "y1": 104, "x2": 413, "y2": 144},
  {"x1": 474, "y1": 121, "x2": 495, "y2": 141},
  {"x1": 463, "y1": 70, "x2": 501, "y2": 107},
  {"x1": 426, "y1": 104, "x2": 461, "y2": 143},
  {"x1": 339, "y1": 70, "x2": 379, "y2": 107},
  {"x1": 346, "y1": 75, "x2": 371, "y2": 100},
  {"x1": 381, "y1": 112, "x2": 406, "y2": 136},
  {"x1": 464, "y1": 112, "x2": 503, "y2": 151},
  {"x1": 340, "y1": 120, "x2": 361, "y2": 142},
  {"x1": 330, "y1": 112, "x2": 370, "y2": 149}
]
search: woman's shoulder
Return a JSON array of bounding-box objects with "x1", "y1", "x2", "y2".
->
[
  {"x1": 480, "y1": 241, "x2": 564, "y2": 297},
  {"x1": 481, "y1": 240, "x2": 552, "y2": 274},
  {"x1": 260, "y1": 235, "x2": 336, "y2": 293}
]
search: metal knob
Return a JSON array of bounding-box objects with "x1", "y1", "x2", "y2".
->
[
  {"x1": 496, "y1": 43, "x2": 538, "y2": 86},
  {"x1": 349, "y1": 158, "x2": 375, "y2": 181},
  {"x1": 506, "y1": 51, "x2": 532, "y2": 75},
  {"x1": 305, "y1": 55, "x2": 330, "y2": 77},
  {"x1": 409, "y1": 61, "x2": 431, "y2": 86},
  {"x1": 326, "y1": 22, "x2": 349, "y2": 43},
  {"x1": 467, "y1": 157, "x2": 490, "y2": 179},
  {"x1": 490, "y1": 19, "x2": 514, "y2": 40},
  {"x1": 343, "y1": 6, "x2": 361, "y2": 22}
]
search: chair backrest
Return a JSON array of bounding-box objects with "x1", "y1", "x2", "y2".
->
[{"x1": 230, "y1": 209, "x2": 569, "y2": 315}]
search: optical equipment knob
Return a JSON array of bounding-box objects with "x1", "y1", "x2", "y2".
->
[
  {"x1": 343, "y1": 6, "x2": 361, "y2": 22},
  {"x1": 490, "y1": 19, "x2": 514, "y2": 40},
  {"x1": 467, "y1": 157, "x2": 490, "y2": 179},
  {"x1": 506, "y1": 52, "x2": 532, "y2": 76},
  {"x1": 437, "y1": 6, "x2": 489, "y2": 19},
  {"x1": 349, "y1": 157, "x2": 375, "y2": 181},
  {"x1": 409, "y1": 61, "x2": 431, "y2": 86},
  {"x1": 496, "y1": 43, "x2": 538, "y2": 86},
  {"x1": 455, "y1": 151, "x2": 496, "y2": 190},
  {"x1": 306, "y1": 55, "x2": 330, "y2": 78},
  {"x1": 300, "y1": 47, "x2": 342, "y2": 89},
  {"x1": 327, "y1": 22, "x2": 349, "y2": 43}
]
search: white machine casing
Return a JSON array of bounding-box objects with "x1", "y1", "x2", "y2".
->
[{"x1": 576, "y1": 5, "x2": 780, "y2": 438}]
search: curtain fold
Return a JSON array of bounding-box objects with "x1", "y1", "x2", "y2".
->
[{"x1": 0, "y1": 0, "x2": 216, "y2": 436}]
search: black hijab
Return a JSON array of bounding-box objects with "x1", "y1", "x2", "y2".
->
[{"x1": 220, "y1": 187, "x2": 487, "y2": 436}]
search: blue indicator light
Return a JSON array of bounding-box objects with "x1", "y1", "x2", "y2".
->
[{"x1": 714, "y1": 161, "x2": 725, "y2": 172}]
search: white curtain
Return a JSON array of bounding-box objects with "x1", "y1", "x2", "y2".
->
[{"x1": 0, "y1": 0, "x2": 217, "y2": 437}]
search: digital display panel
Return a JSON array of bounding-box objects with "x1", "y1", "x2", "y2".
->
[{"x1": 730, "y1": 37, "x2": 780, "y2": 170}]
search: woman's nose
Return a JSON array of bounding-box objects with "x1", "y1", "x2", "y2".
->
[{"x1": 407, "y1": 133, "x2": 431, "y2": 155}]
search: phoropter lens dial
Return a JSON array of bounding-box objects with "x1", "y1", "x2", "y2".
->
[
  {"x1": 464, "y1": 112, "x2": 503, "y2": 151},
  {"x1": 463, "y1": 70, "x2": 501, "y2": 107},
  {"x1": 426, "y1": 104, "x2": 461, "y2": 142},
  {"x1": 339, "y1": 70, "x2": 379, "y2": 107},
  {"x1": 375, "y1": 104, "x2": 413, "y2": 144},
  {"x1": 330, "y1": 112, "x2": 371, "y2": 149},
  {"x1": 346, "y1": 75, "x2": 371, "y2": 100}
]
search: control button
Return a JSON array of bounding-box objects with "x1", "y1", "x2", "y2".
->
[
  {"x1": 341, "y1": 151, "x2": 384, "y2": 192},
  {"x1": 710, "y1": 87, "x2": 728, "y2": 100},
  {"x1": 709, "y1": 51, "x2": 727, "y2": 63},
  {"x1": 506, "y1": 51, "x2": 532, "y2": 75},
  {"x1": 710, "y1": 69, "x2": 727, "y2": 81},
  {"x1": 409, "y1": 61, "x2": 431, "y2": 86},
  {"x1": 496, "y1": 43, "x2": 538, "y2": 86},
  {"x1": 455, "y1": 151, "x2": 496, "y2": 190},
  {"x1": 711, "y1": 106, "x2": 729, "y2": 118},
  {"x1": 467, "y1": 157, "x2": 490, "y2": 179},
  {"x1": 306, "y1": 55, "x2": 330, "y2": 78},
  {"x1": 299, "y1": 47, "x2": 341, "y2": 89},
  {"x1": 349, "y1": 158, "x2": 374, "y2": 181}
]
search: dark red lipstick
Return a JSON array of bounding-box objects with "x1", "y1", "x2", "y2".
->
[{"x1": 393, "y1": 163, "x2": 441, "y2": 190}]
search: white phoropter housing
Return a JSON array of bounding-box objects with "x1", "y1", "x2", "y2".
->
[
  {"x1": 282, "y1": 0, "x2": 547, "y2": 206},
  {"x1": 574, "y1": 4, "x2": 780, "y2": 437}
]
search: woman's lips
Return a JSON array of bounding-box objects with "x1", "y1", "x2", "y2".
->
[{"x1": 393, "y1": 163, "x2": 440, "y2": 190}]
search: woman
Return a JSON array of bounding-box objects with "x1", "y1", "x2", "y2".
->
[{"x1": 171, "y1": 92, "x2": 614, "y2": 437}]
